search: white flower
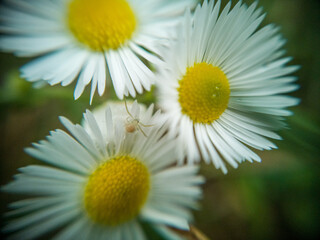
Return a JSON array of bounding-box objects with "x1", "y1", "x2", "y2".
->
[
  {"x1": 156, "y1": 0, "x2": 300, "y2": 173},
  {"x1": 2, "y1": 101, "x2": 204, "y2": 240},
  {"x1": 0, "y1": 0, "x2": 196, "y2": 102}
]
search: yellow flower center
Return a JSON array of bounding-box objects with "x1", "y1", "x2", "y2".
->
[
  {"x1": 84, "y1": 155, "x2": 150, "y2": 226},
  {"x1": 178, "y1": 63, "x2": 230, "y2": 124},
  {"x1": 67, "y1": 0, "x2": 137, "y2": 51}
]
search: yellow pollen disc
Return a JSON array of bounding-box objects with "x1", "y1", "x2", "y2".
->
[
  {"x1": 68, "y1": 0, "x2": 137, "y2": 51},
  {"x1": 178, "y1": 63, "x2": 230, "y2": 124},
  {"x1": 84, "y1": 155, "x2": 150, "y2": 226}
]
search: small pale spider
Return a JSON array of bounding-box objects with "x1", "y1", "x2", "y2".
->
[{"x1": 124, "y1": 100, "x2": 153, "y2": 137}]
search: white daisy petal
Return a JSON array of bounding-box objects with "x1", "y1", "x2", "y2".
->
[
  {"x1": 194, "y1": 124, "x2": 212, "y2": 165},
  {"x1": 118, "y1": 48, "x2": 143, "y2": 94},
  {"x1": 83, "y1": 110, "x2": 107, "y2": 156},
  {"x1": 121, "y1": 47, "x2": 155, "y2": 91},
  {"x1": 96, "y1": 55, "x2": 107, "y2": 97},
  {"x1": 6, "y1": 207, "x2": 80, "y2": 240},
  {"x1": 3, "y1": 201, "x2": 79, "y2": 232},
  {"x1": 129, "y1": 41, "x2": 164, "y2": 66},
  {"x1": 218, "y1": 117, "x2": 277, "y2": 150},
  {"x1": 21, "y1": 47, "x2": 88, "y2": 84},
  {"x1": 214, "y1": 121, "x2": 261, "y2": 163},
  {"x1": 24, "y1": 144, "x2": 88, "y2": 175},
  {"x1": 18, "y1": 165, "x2": 85, "y2": 183},
  {"x1": 90, "y1": 67, "x2": 99, "y2": 104},
  {"x1": 5, "y1": 196, "x2": 67, "y2": 218},
  {"x1": 201, "y1": 125, "x2": 227, "y2": 173},
  {"x1": 59, "y1": 116, "x2": 103, "y2": 160},
  {"x1": 0, "y1": 35, "x2": 71, "y2": 57},
  {"x1": 126, "y1": 221, "x2": 146, "y2": 240},
  {"x1": 47, "y1": 130, "x2": 97, "y2": 169},
  {"x1": 116, "y1": 51, "x2": 137, "y2": 97},
  {"x1": 106, "y1": 50, "x2": 126, "y2": 98},
  {"x1": 74, "y1": 54, "x2": 100, "y2": 99},
  {"x1": 206, "y1": 125, "x2": 239, "y2": 168},
  {"x1": 2, "y1": 0, "x2": 61, "y2": 18},
  {"x1": 153, "y1": 224, "x2": 185, "y2": 240},
  {"x1": 2, "y1": 176, "x2": 83, "y2": 195},
  {"x1": 153, "y1": 165, "x2": 205, "y2": 187},
  {"x1": 52, "y1": 217, "x2": 89, "y2": 240},
  {"x1": 141, "y1": 207, "x2": 189, "y2": 230}
]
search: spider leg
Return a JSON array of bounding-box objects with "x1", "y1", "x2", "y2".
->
[
  {"x1": 124, "y1": 98, "x2": 135, "y2": 119},
  {"x1": 138, "y1": 124, "x2": 148, "y2": 137},
  {"x1": 139, "y1": 122, "x2": 153, "y2": 128}
]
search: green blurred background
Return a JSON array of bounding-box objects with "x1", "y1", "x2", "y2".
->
[{"x1": 0, "y1": 0, "x2": 319, "y2": 239}]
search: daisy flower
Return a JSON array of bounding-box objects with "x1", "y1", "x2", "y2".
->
[
  {"x1": 156, "y1": 0, "x2": 300, "y2": 173},
  {"x1": 0, "y1": 0, "x2": 196, "y2": 102},
  {"x1": 2, "y1": 101, "x2": 204, "y2": 239}
]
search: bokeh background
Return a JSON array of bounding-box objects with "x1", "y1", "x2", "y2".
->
[{"x1": 0, "y1": 0, "x2": 319, "y2": 239}]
